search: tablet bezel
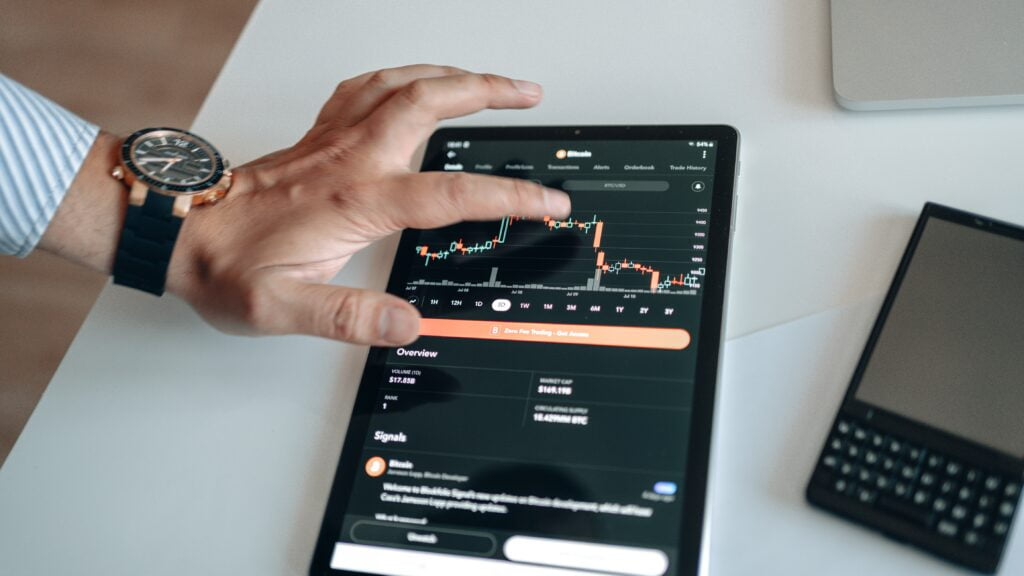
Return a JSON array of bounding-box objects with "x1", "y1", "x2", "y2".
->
[{"x1": 310, "y1": 125, "x2": 739, "y2": 576}]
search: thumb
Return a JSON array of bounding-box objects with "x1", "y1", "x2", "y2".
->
[{"x1": 283, "y1": 282, "x2": 421, "y2": 346}]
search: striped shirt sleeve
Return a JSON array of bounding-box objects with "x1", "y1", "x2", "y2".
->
[{"x1": 0, "y1": 73, "x2": 99, "y2": 257}]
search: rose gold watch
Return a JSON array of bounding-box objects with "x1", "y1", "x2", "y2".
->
[{"x1": 110, "y1": 127, "x2": 232, "y2": 295}]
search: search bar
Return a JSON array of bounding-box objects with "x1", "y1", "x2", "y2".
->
[{"x1": 562, "y1": 180, "x2": 669, "y2": 192}]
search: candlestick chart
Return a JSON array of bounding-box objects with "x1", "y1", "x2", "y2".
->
[{"x1": 408, "y1": 205, "x2": 709, "y2": 295}]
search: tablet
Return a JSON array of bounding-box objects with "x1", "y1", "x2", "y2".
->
[{"x1": 310, "y1": 125, "x2": 739, "y2": 576}]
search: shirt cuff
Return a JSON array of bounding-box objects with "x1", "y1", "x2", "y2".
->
[
  {"x1": 17, "y1": 122, "x2": 100, "y2": 257},
  {"x1": 0, "y1": 74, "x2": 100, "y2": 257}
]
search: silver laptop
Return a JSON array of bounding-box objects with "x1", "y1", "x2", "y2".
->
[{"x1": 831, "y1": 0, "x2": 1024, "y2": 111}]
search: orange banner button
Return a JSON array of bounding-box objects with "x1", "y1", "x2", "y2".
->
[{"x1": 418, "y1": 318, "x2": 690, "y2": 350}]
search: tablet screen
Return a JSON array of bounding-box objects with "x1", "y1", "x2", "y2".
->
[
  {"x1": 314, "y1": 126, "x2": 737, "y2": 576},
  {"x1": 854, "y1": 216, "x2": 1024, "y2": 458}
]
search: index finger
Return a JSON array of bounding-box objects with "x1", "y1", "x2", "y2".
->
[
  {"x1": 383, "y1": 172, "x2": 571, "y2": 230},
  {"x1": 316, "y1": 64, "x2": 468, "y2": 127},
  {"x1": 362, "y1": 73, "x2": 543, "y2": 161}
]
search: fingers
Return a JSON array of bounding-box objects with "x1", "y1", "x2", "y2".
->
[
  {"x1": 384, "y1": 172, "x2": 571, "y2": 230},
  {"x1": 364, "y1": 73, "x2": 543, "y2": 160},
  {"x1": 317, "y1": 64, "x2": 468, "y2": 128},
  {"x1": 280, "y1": 282, "x2": 421, "y2": 346}
]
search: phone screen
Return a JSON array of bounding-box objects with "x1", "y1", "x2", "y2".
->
[
  {"x1": 854, "y1": 217, "x2": 1024, "y2": 457},
  {"x1": 320, "y1": 128, "x2": 735, "y2": 576}
]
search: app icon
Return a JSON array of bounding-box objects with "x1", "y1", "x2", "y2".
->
[
  {"x1": 365, "y1": 456, "x2": 387, "y2": 478},
  {"x1": 654, "y1": 481, "x2": 677, "y2": 495}
]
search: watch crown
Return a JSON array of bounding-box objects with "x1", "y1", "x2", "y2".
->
[{"x1": 111, "y1": 166, "x2": 124, "y2": 180}]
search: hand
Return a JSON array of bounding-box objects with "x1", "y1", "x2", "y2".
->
[{"x1": 165, "y1": 65, "x2": 571, "y2": 346}]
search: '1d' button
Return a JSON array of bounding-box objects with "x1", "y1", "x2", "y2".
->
[{"x1": 351, "y1": 521, "x2": 496, "y2": 556}]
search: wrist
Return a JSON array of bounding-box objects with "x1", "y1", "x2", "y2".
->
[
  {"x1": 164, "y1": 164, "x2": 257, "y2": 301},
  {"x1": 38, "y1": 130, "x2": 126, "y2": 274}
]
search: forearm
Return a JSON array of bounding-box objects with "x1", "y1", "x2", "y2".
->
[{"x1": 37, "y1": 131, "x2": 126, "y2": 274}]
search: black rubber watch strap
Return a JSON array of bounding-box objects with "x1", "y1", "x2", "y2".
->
[{"x1": 112, "y1": 190, "x2": 183, "y2": 296}]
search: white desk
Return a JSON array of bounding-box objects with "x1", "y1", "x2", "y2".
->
[{"x1": 1, "y1": 1, "x2": 1022, "y2": 574}]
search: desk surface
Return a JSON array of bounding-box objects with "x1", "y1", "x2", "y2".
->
[{"x1": 1, "y1": 1, "x2": 1022, "y2": 574}]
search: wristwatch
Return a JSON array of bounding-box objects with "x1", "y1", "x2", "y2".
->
[{"x1": 111, "y1": 127, "x2": 232, "y2": 295}]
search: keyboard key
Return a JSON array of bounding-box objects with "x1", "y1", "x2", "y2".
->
[
  {"x1": 864, "y1": 450, "x2": 879, "y2": 466},
  {"x1": 834, "y1": 479, "x2": 848, "y2": 493},
  {"x1": 858, "y1": 487, "x2": 877, "y2": 504},
  {"x1": 984, "y1": 476, "x2": 1001, "y2": 491},
  {"x1": 840, "y1": 462, "x2": 854, "y2": 476},
  {"x1": 879, "y1": 493, "x2": 935, "y2": 526},
  {"x1": 871, "y1": 433, "x2": 884, "y2": 448},
  {"x1": 847, "y1": 445, "x2": 860, "y2": 459},
  {"x1": 979, "y1": 495, "x2": 994, "y2": 509},
  {"x1": 952, "y1": 505, "x2": 968, "y2": 520},
  {"x1": 994, "y1": 521, "x2": 1009, "y2": 536},
  {"x1": 933, "y1": 498, "x2": 948, "y2": 513},
  {"x1": 876, "y1": 475, "x2": 891, "y2": 490},
  {"x1": 938, "y1": 520, "x2": 959, "y2": 537},
  {"x1": 882, "y1": 458, "x2": 896, "y2": 472},
  {"x1": 894, "y1": 483, "x2": 910, "y2": 498},
  {"x1": 901, "y1": 465, "x2": 917, "y2": 480},
  {"x1": 854, "y1": 428, "x2": 867, "y2": 442},
  {"x1": 940, "y1": 480, "x2": 957, "y2": 495},
  {"x1": 973, "y1": 513, "x2": 988, "y2": 529},
  {"x1": 837, "y1": 420, "x2": 851, "y2": 435},
  {"x1": 907, "y1": 447, "x2": 922, "y2": 462},
  {"x1": 913, "y1": 490, "x2": 930, "y2": 506},
  {"x1": 1005, "y1": 483, "x2": 1019, "y2": 498},
  {"x1": 958, "y1": 486, "x2": 974, "y2": 502},
  {"x1": 946, "y1": 461, "x2": 962, "y2": 476},
  {"x1": 999, "y1": 501, "x2": 1015, "y2": 517},
  {"x1": 859, "y1": 469, "x2": 873, "y2": 483},
  {"x1": 888, "y1": 439, "x2": 902, "y2": 453},
  {"x1": 964, "y1": 469, "x2": 980, "y2": 484},
  {"x1": 829, "y1": 438, "x2": 843, "y2": 451},
  {"x1": 964, "y1": 530, "x2": 983, "y2": 547},
  {"x1": 920, "y1": 472, "x2": 936, "y2": 487},
  {"x1": 926, "y1": 454, "x2": 943, "y2": 469}
]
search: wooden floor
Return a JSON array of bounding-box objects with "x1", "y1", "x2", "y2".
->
[{"x1": 0, "y1": 0, "x2": 257, "y2": 467}]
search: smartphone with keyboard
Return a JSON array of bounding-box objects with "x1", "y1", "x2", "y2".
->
[{"x1": 807, "y1": 203, "x2": 1024, "y2": 573}]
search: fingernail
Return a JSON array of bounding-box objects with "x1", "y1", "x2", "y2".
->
[
  {"x1": 544, "y1": 188, "x2": 572, "y2": 217},
  {"x1": 512, "y1": 79, "x2": 542, "y2": 97},
  {"x1": 379, "y1": 307, "x2": 420, "y2": 344}
]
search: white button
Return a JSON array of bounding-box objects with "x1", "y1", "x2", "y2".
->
[
  {"x1": 333, "y1": 542, "x2": 662, "y2": 576},
  {"x1": 491, "y1": 299, "x2": 512, "y2": 312},
  {"x1": 503, "y1": 535, "x2": 669, "y2": 576}
]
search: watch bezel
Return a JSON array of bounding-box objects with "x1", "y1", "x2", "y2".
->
[{"x1": 120, "y1": 127, "x2": 226, "y2": 194}]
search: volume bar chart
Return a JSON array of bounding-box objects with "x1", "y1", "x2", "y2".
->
[{"x1": 408, "y1": 264, "x2": 704, "y2": 293}]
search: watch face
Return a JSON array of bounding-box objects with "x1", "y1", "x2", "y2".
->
[{"x1": 122, "y1": 128, "x2": 225, "y2": 193}]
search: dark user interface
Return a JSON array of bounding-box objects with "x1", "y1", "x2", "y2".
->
[
  {"x1": 329, "y1": 139, "x2": 719, "y2": 575},
  {"x1": 855, "y1": 218, "x2": 1024, "y2": 458}
]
